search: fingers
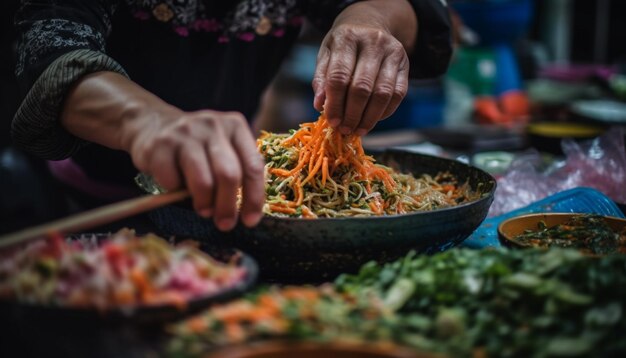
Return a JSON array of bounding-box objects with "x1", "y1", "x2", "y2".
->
[
  {"x1": 344, "y1": 47, "x2": 408, "y2": 136},
  {"x1": 317, "y1": 25, "x2": 410, "y2": 136},
  {"x1": 323, "y1": 38, "x2": 357, "y2": 128},
  {"x1": 178, "y1": 140, "x2": 214, "y2": 218},
  {"x1": 312, "y1": 47, "x2": 330, "y2": 112},
  {"x1": 146, "y1": 138, "x2": 181, "y2": 191},
  {"x1": 382, "y1": 59, "x2": 409, "y2": 120},
  {"x1": 131, "y1": 109, "x2": 265, "y2": 232},
  {"x1": 205, "y1": 122, "x2": 242, "y2": 232},
  {"x1": 228, "y1": 113, "x2": 265, "y2": 228},
  {"x1": 341, "y1": 45, "x2": 382, "y2": 135}
]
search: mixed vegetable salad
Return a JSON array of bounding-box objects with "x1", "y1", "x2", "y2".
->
[
  {"x1": 169, "y1": 248, "x2": 626, "y2": 358},
  {"x1": 259, "y1": 113, "x2": 478, "y2": 218},
  {"x1": 0, "y1": 229, "x2": 247, "y2": 310}
]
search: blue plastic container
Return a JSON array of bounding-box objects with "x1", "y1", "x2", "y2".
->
[
  {"x1": 462, "y1": 187, "x2": 626, "y2": 248},
  {"x1": 493, "y1": 45, "x2": 522, "y2": 94},
  {"x1": 453, "y1": 0, "x2": 533, "y2": 45}
]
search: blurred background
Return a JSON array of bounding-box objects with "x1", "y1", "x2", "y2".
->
[
  {"x1": 2, "y1": 0, "x2": 626, "y2": 231},
  {"x1": 255, "y1": 0, "x2": 626, "y2": 136}
]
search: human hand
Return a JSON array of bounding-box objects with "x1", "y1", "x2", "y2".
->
[
  {"x1": 312, "y1": 2, "x2": 413, "y2": 136},
  {"x1": 124, "y1": 109, "x2": 265, "y2": 231}
]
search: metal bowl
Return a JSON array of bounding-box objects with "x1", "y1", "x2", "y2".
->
[{"x1": 143, "y1": 150, "x2": 496, "y2": 282}]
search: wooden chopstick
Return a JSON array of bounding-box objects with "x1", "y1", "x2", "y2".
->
[{"x1": 0, "y1": 190, "x2": 189, "y2": 250}]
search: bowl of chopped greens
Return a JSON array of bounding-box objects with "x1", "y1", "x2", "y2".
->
[
  {"x1": 498, "y1": 213, "x2": 626, "y2": 255},
  {"x1": 169, "y1": 249, "x2": 626, "y2": 358}
]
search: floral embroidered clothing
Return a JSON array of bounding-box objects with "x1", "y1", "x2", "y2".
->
[{"x1": 12, "y1": 0, "x2": 452, "y2": 193}]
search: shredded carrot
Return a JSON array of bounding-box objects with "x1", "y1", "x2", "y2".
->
[
  {"x1": 368, "y1": 200, "x2": 383, "y2": 215},
  {"x1": 265, "y1": 112, "x2": 398, "y2": 217},
  {"x1": 440, "y1": 184, "x2": 455, "y2": 193},
  {"x1": 270, "y1": 168, "x2": 291, "y2": 177},
  {"x1": 281, "y1": 287, "x2": 320, "y2": 301},
  {"x1": 301, "y1": 205, "x2": 317, "y2": 219},
  {"x1": 269, "y1": 204, "x2": 297, "y2": 215},
  {"x1": 258, "y1": 294, "x2": 280, "y2": 311},
  {"x1": 321, "y1": 157, "x2": 329, "y2": 186},
  {"x1": 225, "y1": 323, "x2": 246, "y2": 342},
  {"x1": 130, "y1": 270, "x2": 152, "y2": 300},
  {"x1": 302, "y1": 153, "x2": 324, "y2": 185},
  {"x1": 187, "y1": 317, "x2": 207, "y2": 333},
  {"x1": 294, "y1": 177, "x2": 304, "y2": 206}
]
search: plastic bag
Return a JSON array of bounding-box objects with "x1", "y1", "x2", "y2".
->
[{"x1": 489, "y1": 128, "x2": 626, "y2": 217}]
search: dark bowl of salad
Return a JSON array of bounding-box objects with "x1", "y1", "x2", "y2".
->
[
  {"x1": 0, "y1": 229, "x2": 258, "y2": 324},
  {"x1": 498, "y1": 213, "x2": 626, "y2": 255},
  {"x1": 0, "y1": 230, "x2": 258, "y2": 358}
]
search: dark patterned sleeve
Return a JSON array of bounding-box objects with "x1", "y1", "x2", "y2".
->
[
  {"x1": 300, "y1": 0, "x2": 452, "y2": 79},
  {"x1": 12, "y1": 0, "x2": 126, "y2": 160}
]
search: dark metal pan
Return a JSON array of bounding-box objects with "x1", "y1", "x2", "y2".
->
[{"x1": 143, "y1": 150, "x2": 496, "y2": 282}]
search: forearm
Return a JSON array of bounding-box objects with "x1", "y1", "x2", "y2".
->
[
  {"x1": 61, "y1": 71, "x2": 181, "y2": 153},
  {"x1": 334, "y1": 0, "x2": 418, "y2": 52},
  {"x1": 61, "y1": 71, "x2": 265, "y2": 229}
]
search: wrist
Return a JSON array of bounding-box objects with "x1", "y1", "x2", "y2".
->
[
  {"x1": 118, "y1": 98, "x2": 182, "y2": 153},
  {"x1": 335, "y1": 0, "x2": 417, "y2": 51}
]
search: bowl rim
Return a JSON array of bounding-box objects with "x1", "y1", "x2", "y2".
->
[{"x1": 203, "y1": 340, "x2": 444, "y2": 358}]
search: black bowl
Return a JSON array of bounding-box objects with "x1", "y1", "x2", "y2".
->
[
  {"x1": 1, "y1": 235, "x2": 257, "y2": 324},
  {"x1": 146, "y1": 151, "x2": 496, "y2": 282},
  {"x1": 0, "y1": 235, "x2": 257, "y2": 358}
]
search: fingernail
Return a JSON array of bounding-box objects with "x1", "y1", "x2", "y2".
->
[
  {"x1": 313, "y1": 86, "x2": 320, "y2": 97},
  {"x1": 216, "y1": 218, "x2": 236, "y2": 231},
  {"x1": 328, "y1": 118, "x2": 340, "y2": 127},
  {"x1": 244, "y1": 212, "x2": 263, "y2": 227},
  {"x1": 355, "y1": 128, "x2": 368, "y2": 137},
  {"x1": 313, "y1": 97, "x2": 322, "y2": 111},
  {"x1": 198, "y1": 208, "x2": 212, "y2": 218},
  {"x1": 339, "y1": 126, "x2": 352, "y2": 135}
]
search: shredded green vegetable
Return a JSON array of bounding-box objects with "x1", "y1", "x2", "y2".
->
[
  {"x1": 336, "y1": 248, "x2": 626, "y2": 357},
  {"x1": 168, "y1": 249, "x2": 626, "y2": 357}
]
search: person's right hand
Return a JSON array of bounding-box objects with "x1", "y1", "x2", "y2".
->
[
  {"x1": 123, "y1": 108, "x2": 265, "y2": 231},
  {"x1": 60, "y1": 72, "x2": 264, "y2": 231}
]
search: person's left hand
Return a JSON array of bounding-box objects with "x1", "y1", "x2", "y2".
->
[{"x1": 312, "y1": 4, "x2": 412, "y2": 136}]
